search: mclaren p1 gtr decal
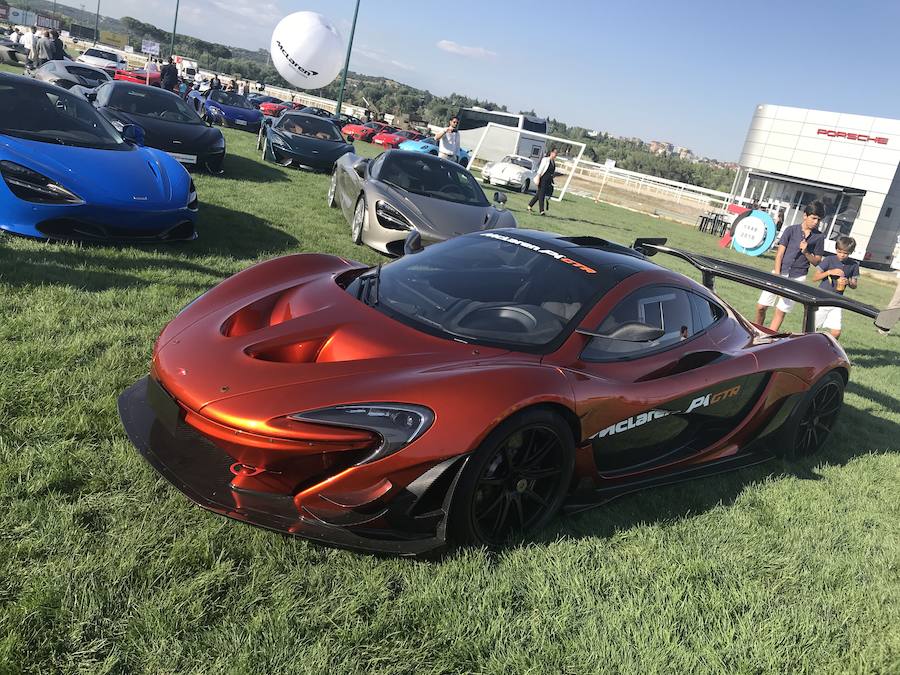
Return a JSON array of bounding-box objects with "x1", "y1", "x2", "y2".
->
[
  {"x1": 480, "y1": 232, "x2": 597, "y2": 274},
  {"x1": 591, "y1": 385, "x2": 742, "y2": 439}
]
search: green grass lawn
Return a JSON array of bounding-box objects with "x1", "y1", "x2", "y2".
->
[{"x1": 1, "y1": 96, "x2": 899, "y2": 673}]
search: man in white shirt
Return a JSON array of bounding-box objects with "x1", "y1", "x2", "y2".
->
[
  {"x1": 8, "y1": 28, "x2": 21, "y2": 43},
  {"x1": 435, "y1": 116, "x2": 460, "y2": 161},
  {"x1": 21, "y1": 26, "x2": 36, "y2": 57}
]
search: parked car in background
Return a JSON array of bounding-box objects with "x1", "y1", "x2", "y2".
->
[
  {"x1": 258, "y1": 100, "x2": 289, "y2": 117},
  {"x1": 481, "y1": 154, "x2": 539, "y2": 193},
  {"x1": 342, "y1": 121, "x2": 394, "y2": 142},
  {"x1": 89, "y1": 80, "x2": 226, "y2": 172},
  {"x1": 329, "y1": 149, "x2": 516, "y2": 255},
  {"x1": 187, "y1": 88, "x2": 263, "y2": 132},
  {"x1": 295, "y1": 105, "x2": 333, "y2": 117},
  {"x1": 247, "y1": 94, "x2": 284, "y2": 109},
  {"x1": 336, "y1": 113, "x2": 363, "y2": 127},
  {"x1": 0, "y1": 37, "x2": 28, "y2": 67},
  {"x1": 31, "y1": 60, "x2": 111, "y2": 90},
  {"x1": 258, "y1": 111, "x2": 353, "y2": 171},
  {"x1": 77, "y1": 47, "x2": 127, "y2": 74},
  {"x1": 398, "y1": 136, "x2": 471, "y2": 165},
  {"x1": 371, "y1": 129, "x2": 423, "y2": 149},
  {"x1": 0, "y1": 73, "x2": 198, "y2": 242},
  {"x1": 114, "y1": 67, "x2": 161, "y2": 87}
]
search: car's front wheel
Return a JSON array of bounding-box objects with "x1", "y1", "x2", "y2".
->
[
  {"x1": 327, "y1": 170, "x2": 339, "y2": 208},
  {"x1": 256, "y1": 126, "x2": 264, "y2": 151},
  {"x1": 351, "y1": 195, "x2": 366, "y2": 244},
  {"x1": 775, "y1": 371, "x2": 845, "y2": 459},
  {"x1": 450, "y1": 408, "x2": 575, "y2": 547}
]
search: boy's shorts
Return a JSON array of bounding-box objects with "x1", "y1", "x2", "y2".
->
[
  {"x1": 815, "y1": 306, "x2": 842, "y2": 331},
  {"x1": 757, "y1": 272, "x2": 807, "y2": 313}
]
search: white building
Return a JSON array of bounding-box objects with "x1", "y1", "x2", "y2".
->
[{"x1": 733, "y1": 104, "x2": 900, "y2": 268}]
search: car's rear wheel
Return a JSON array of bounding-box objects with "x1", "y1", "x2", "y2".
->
[
  {"x1": 775, "y1": 371, "x2": 845, "y2": 459},
  {"x1": 450, "y1": 408, "x2": 575, "y2": 547},
  {"x1": 351, "y1": 195, "x2": 366, "y2": 244},
  {"x1": 327, "y1": 170, "x2": 338, "y2": 208}
]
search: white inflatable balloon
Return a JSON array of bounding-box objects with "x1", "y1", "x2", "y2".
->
[{"x1": 270, "y1": 12, "x2": 344, "y2": 90}]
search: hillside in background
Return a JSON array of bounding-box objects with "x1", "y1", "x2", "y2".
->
[{"x1": 9, "y1": 0, "x2": 735, "y2": 190}]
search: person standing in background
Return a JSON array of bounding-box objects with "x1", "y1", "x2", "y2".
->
[
  {"x1": 160, "y1": 57, "x2": 178, "y2": 92},
  {"x1": 528, "y1": 148, "x2": 558, "y2": 216},
  {"x1": 755, "y1": 200, "x2": 826, "y2": 331},
  {"x1": 22, "y1": 26, "x2": 36, "y2": 66},
  {"x1": 811, "y1": 236, "x2": 860, "y2": 341},
  {"x1": 34, "y1": 30, "x2": 53, "y2": 68},
  {"x1": 435, "y1": 116, "x2": 460, "y2": 161},
  {"x1": 876, "y1": 271, "x2": 900, "y2": 334},
  {"x1": 8, "y1": 28, "x2": 21, "y2": 43},
  {"x1": 49, "y1": 31, "x2": 66, "y2": 61}
]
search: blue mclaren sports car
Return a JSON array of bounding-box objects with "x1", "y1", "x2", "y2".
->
[
  {"x1": 0, "y1": 73, "x2": 198, "y2": 242},
  {"x1": 398, "y1": 136, "x2": 471, "y2": 165},
  {"x1": 187, "y1": 89, "x2": 263, "y2": 132}
]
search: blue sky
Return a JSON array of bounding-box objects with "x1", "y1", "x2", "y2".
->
[{"x1": 109, "y1": 0, "x2": 900, "y2": 160}]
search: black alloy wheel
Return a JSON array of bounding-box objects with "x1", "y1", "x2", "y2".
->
[
  {"x1": 778, "y1": 371, "x2": 845, "y2": 459},
  {"x1": 451, "y1": 409, "x2": 575, "y2": 547}
]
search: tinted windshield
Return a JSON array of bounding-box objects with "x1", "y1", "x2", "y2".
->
[
  {"x1": 0, "y1": 81, "x2": 126, "y2": 150},
  {"x1": 276, "y1": 114, "x2": 342, "y2": 141},
  {"x1": 346, "y1": 233, "x2": 604, "y2": 349},
  {"x1": 107, "y1": 86, "x2": 203, "y2": 124},
  {"x1": 209, "y1": 90, "x2": 253, "y2": 109},
  {"x1": 66, "y1": 64, "x2": 111, "y2": 86},
  {"x1": 85, "y1": 49, "x2": 118, "y2": 61},
  {"x1": 377, "y1": 153, "x2": 488, "y2": 206}
]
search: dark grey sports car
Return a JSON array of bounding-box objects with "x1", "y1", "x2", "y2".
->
[
  {"x1": 0, "y1": 38, "x2": 28, "y2": 67},
  {"x1": 328, "y1": 149, "x2": 517, "y2": 256},
  {"x1": 257, "y1": 112, "x2": 353, "y2": 171}
]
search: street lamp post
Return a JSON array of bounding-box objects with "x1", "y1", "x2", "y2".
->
[
  {"x1": 334, "y1": 0, "x2": 360, "y2": 118},
  {"x1": 93, "y1": 0, "x2": 100, "y2": 44},
  {"x1": 170, "y1": 0, "x2": 179, "y2": 58}
]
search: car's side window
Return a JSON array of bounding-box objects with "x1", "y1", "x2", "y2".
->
[
  {"x1": 581, "y1": 286, "x2": 695, "y2": 361},
  {"x1": 690, "y1": 293, "x2": 724, "y2": 332}
]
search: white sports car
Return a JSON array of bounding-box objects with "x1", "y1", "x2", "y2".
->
[{"x1": 481, "y1": 154, "x2": 538, "y2": 192}]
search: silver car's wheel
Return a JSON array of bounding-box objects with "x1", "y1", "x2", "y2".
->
[
  {"x1": 327, "y1": 170, "x2": 338, "y2": 208},
  {"x1": 351, "y1": 195, "x2": 366, "y2": 244}
]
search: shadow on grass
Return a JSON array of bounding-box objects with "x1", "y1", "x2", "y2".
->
[
  {"x1": 221, "y1": 153, "x2": 291, "y2": 183},
  {"x1": 848, "y1": 347, "x2": 900, "y2": 368},
  {"x1": 188, "y1": 203, "x2": 298, "y2": 258}
]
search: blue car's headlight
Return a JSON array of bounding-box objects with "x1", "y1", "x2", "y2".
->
[
  {"x1": 0, "y1": 161, "x2": 83, "y2": 205},
  {"x1": 290, "y1": 404, "x2": 434, "y2": 464},
  {"x1": 208, "y1": 105, "x2": 224, "y2": 117},
  {"x1": 187, "y1": 179, "x2": 198, "y2": 210}
]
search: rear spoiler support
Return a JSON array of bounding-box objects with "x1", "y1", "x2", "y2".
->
[{"x1": 632, "y1": 238, "x2": 883, "y2": 334}]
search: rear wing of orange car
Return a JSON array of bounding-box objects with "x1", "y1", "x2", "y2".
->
[{"x1": 632, "y1": 237, "x2": 886, "y2": 334}]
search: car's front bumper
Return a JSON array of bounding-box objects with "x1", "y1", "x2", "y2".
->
[
  {"x1": 222, "y1": 117, "x2": 261, "y2": 133},
  {"x1": 0, "y1": 197, "x2": 198, "y2": 242},
  {"x1": 118, "y1": 376, "x2": 466, "y2": 556},
  {"x1": 270, "y1": 145, "x2": 340, "y2": 172}
]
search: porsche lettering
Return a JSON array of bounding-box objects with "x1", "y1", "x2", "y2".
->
[
  {"x1": 817, "y1": 128, "x2": 888, "y2": 145},
  {"x1": 592, "y1": 385, "x2": 742, "y2": 438}
]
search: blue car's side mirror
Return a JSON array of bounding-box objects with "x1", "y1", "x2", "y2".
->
[{"x1": 121, "y1": 123, "x2": 145, "y2": 146}]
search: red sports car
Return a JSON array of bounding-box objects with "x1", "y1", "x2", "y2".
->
[
  {"x1": 118, "y1": 230, "x2": 883, "y2": 556},
  {"x1": 371, "y1": 129, "x2": 424, "y2": 149},
  {"x1": 342, "y1": 121, "x2": 394, "y2": 142},
  {"x1": 259, "y1": 101, "x2": 289, "y2": 117},
  {"x1": 114, "y1": 68, "x2": 161, "y2": 87}
]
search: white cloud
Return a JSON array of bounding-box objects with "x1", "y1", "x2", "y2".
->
[
  {"x1": 355, "y1": 45, "x2": 415, "y2": 72},
  {"x1": 436, "y1": 39, "x2": 497, "y2": 60}
]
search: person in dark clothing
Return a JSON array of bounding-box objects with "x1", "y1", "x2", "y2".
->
[
  {"x1": 528, "y1": 148, "x2": 557, "y2": 215},
  {"x1": 49, "y1": 31, "x2": 66, "y2": 60},
  {"x1": 811, "y1": 236, "x2": 859, "y2": 340},
  {"x1": 160, "y1": 57, "x2": 179, "y2": 92}
]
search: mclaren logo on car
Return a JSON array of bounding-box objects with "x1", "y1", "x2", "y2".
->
[{"x1": 591, "y1": 385, "x2": 742, "y2": 438}]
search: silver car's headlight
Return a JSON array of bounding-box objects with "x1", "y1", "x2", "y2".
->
[
  {"x1": 375, "y1": 200, "x2": 412, "y2": 230},
  {"x1": 290, "y1": 404, "x2": 434, "y2": 464}
]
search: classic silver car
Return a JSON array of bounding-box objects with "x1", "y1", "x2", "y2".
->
[{"x1": 328, "y1": 150, "x2": 517, "y2": 256}]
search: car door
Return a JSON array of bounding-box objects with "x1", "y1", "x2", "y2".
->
[{"x1": 567, "y1": 285, "x2": 766, "y2": 475}]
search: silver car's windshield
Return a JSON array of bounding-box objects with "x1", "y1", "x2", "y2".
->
[
  {"x1": 377, "y1": 153, "x2": 488, "y2": 206},
  {"x1": 502, "y1": 156, "x2": 533, "y2": 169}
]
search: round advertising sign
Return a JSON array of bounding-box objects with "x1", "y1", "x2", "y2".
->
[
  {"x1": 731, "y1": 210, "x2": 776, "y2": 256},
  {"x1": 270, "y1": 12, "x2": 344, "y2": 90}
]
